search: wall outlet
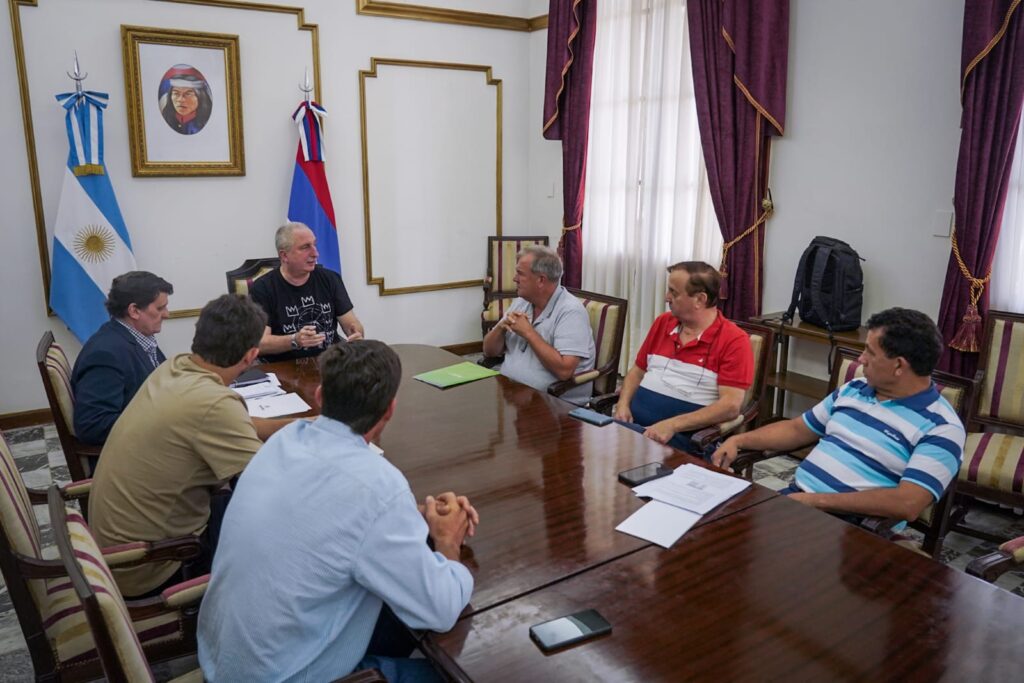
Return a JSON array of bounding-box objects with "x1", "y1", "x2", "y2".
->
[{"x1": 931, "y1": 210, "x2": 953, "y2": 238}]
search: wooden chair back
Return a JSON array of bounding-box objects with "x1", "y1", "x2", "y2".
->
[
  {"x1": 566, "y1": 288, "x2": 628, "y2": 396},
  {"x1": 481, "y1": 236, "x2": 549, "y2": 335},
  {"x1": 226, "y1": 257, "x2": 280, "y2": 296},
  {"x1": 35, "y1": 331, "x2": 91, "y2": 481}
]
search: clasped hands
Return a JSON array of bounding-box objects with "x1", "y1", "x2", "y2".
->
[
  {"x1": 420, "y1": 492, "x2": 479, "y2": 558},
  {"x1": 294, "y1": 325, "x2": 326, "y2": 349},
  {"x1": 497, "y1": 311, "x2": 535, "y2": 338}
]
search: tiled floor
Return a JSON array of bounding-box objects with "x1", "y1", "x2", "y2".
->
[{"x1": 2, "y1": 425, "x2": 1023, "y2": 680}]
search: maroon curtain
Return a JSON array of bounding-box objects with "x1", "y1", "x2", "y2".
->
[
  {"x1": 938, "y1": 0, "x2": 1024, "y2": 375},
  {"x1": 543, "y1": 0, "x2": 597, "y2": 289},
  {"x1": 687, "y1": 1, "x2": 789, "y2": 321}
]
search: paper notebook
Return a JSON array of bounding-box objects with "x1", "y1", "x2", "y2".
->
[{"x1": 413, "y1": 362, "x2": 499, "y2": 389}]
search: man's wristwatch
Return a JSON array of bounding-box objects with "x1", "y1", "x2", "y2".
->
[{"x1": 290, "y1": 333, "x2": 300, "y2": 350}]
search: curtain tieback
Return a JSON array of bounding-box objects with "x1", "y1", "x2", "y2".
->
[
  {"x1": 718, "y1": 191, "x2": 774, "y2": 300},
  {"x1": 562, "y1": 220, "x2": 582, "y2": 233},
  {"x1": 948, "y1": 222, "x2": 992, "y2": 353}
]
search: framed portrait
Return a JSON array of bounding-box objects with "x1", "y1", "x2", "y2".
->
[{"x1": 121, "y1": 25, "x2": 244, "y2": 176}]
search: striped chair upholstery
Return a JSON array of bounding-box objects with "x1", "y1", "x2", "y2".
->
[
  {"x1": 482, "y1": 295, "x2": 515, "y2": 327},
  {"x1": 713, "y1": 331, "x2": 768, "y2": 434},
  {"x1": 55, "y1": 504, "x2": 202, "y2": 683},
  {"x1": 562, "y1": 290, "x2": 627, "y2": 397},
  {"x1": 481, "y1": 236, "x2": 549, "y2": 336},
  {"x1": 975, "y1": 313, "x2": 1024, "y2": 424},
  {"x1": 954, "y1": 311, "x2": 1024, "y2": 529},
  {"x1": 44, "y1": 344, "x2": 76, "y2": 437},
  {"x1": 958, "y1": 433, "x2": 1024, "y2": 499},
  {"x1": 225, "y1": 257, "x2": 280, "y2": 296},
  {"x1": 2, "y1": 437, "x2": 198, "y2": 681},
  {"x1": 35, "y1": 331, "x2": 97, "y2": 482}
]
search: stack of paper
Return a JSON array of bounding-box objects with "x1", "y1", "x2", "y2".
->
[
  {"x1": 632, "y1": 464, "x2": 750, "y2": 515},
  {"x1": 245, "y1": 393, "x2": 311, "y2": 418},
  {"x1": 232, "y1": 373, "x2": 284, "y2": 400},
  {"x1": 615, "y1": 464, "x2": 751, "y2": 548}
]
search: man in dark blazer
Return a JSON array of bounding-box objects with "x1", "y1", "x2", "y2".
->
[{"x1": 72, "y1": 271, "x2": 174, "y2": 446}]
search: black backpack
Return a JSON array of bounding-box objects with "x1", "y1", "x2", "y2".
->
[{"x1": 783, "y1": 236, "x2": 864, "y2": 332}]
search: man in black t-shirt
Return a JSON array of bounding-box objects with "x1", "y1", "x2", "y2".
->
[{"x1": 250, "y1": 223, "x2": 365, "y2": 362}]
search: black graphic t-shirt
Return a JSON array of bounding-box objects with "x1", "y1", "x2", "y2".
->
[{"x1": 249, "y1": 266, "x2": 354, "y2": 362}]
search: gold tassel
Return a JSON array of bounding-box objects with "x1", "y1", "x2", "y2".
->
[{"x1": 72, "y1": 164, "x2": 104, "y2": 176}]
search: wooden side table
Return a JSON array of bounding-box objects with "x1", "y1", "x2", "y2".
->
[{"x1": 749, "y1": 312, "x2": 869, "y2": 420}]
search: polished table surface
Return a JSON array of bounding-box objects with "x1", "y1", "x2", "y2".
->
[
  {"x1": 425, "y1": 495, "x2": 1024, "y2": 682},
  {"x1": 265, "y1": 344, "x2": 776, "y2": 616}
]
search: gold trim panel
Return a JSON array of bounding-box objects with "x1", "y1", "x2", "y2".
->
[
  {"x1": 359, "y1": 57, "x2": 502, "y2": 296},
  {"x1": 10, "y1": 0, "x2": 322, "y2": 313},
  {"x1": 168, "y1": 308, "x2": 202, "y2": 319},
  {"x1": 356, "y1": 0, "x2": 547, "y2": 32}
]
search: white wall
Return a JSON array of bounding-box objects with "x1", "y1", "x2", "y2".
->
[
  {"x1": 765, "y1": 0, "x2": 964, "y2": 391},
  {"x1": 0, "y1": 0, "x2": 551, "y2": 416}
]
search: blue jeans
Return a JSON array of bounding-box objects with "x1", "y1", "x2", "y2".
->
[
  {"x1": 355, "y1": 606, "x2": 443, "y2": 683},
  {"x1": 355, "y1": 656, "x2": 442, "y2": 683}
]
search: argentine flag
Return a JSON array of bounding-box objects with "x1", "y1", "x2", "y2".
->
[{"x1": 50, "y1": 90, "x2": 136, "y2": 342}]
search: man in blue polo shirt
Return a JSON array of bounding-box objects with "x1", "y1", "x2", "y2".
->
[{"x1": 712, "y1": 308, "x2": 965, "y2": 523}]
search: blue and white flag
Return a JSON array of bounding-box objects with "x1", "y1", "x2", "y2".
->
[{"x1": 50, "y1": 90, "x2": 136, "y2": 342}]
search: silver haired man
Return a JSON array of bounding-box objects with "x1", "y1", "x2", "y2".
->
[{"x1": 482, "y1": 245, "x2": 595, "y2": 402}]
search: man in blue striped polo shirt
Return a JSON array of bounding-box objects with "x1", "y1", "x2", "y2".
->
[{"x1": 712, "y1": 308, "x2": 965, "y2": 523}]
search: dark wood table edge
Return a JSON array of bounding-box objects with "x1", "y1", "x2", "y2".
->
[{"x1": 418, "y1": 488, "x2": 780, "y2": 681}]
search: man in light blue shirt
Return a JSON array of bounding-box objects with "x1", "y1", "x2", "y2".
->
[
  {"x1": 198, "y1": 340, "x2": 477, "y2": 682},
  {"x1": 712, "y1": 308, "x2": 965, "y2": 524},
  {"x1": 482, "y1": 245, "x2": 595, "y2": 403}
]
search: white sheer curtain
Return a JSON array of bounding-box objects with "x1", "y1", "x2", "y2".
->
[
  {"x1": 990, "y1": 113, "x2": 1024, "y2": 314},
  {"x1": 582, "y1": 0, "x2": 721, "y2": 370}
]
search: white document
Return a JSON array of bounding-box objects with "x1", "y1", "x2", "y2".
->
[
  {"x1": 233, "y1": 383, "x2": 285, "y2": 400},
  {"x1": 632, "y1": 463, "x2": 750, "y2": 515},
  {"x1": 615, "y1": 500, "x2": 701, "y2": 548},
  {"x1": 245, "y1": 392, "x2": 311, "y2": 418}
]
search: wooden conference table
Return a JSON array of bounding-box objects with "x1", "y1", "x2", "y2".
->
[{"x1": 266, "y1": 345, "x2": 1024, "y2": 681}]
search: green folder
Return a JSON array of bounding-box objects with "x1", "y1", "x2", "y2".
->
[{"x1": 413, "y1": 361, "x2": 499, "y2": 389}]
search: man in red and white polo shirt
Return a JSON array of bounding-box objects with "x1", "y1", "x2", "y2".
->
[{"x1": 614, "y1": 261, "x2": 753, "y2": 455}]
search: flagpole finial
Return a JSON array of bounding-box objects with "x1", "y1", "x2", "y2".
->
[
  {"x1": 67, "y1": 51, "x2": 87, "y2": 94},
  {"x1": 299, "y1": 68, "x2": 313, "y2": 103}
]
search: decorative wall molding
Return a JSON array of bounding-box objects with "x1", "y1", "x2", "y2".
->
[
  {"x1": 356, "y1": 0, "x2": 547, "y2": 32},
  {"x1": 10, "y1": 0, "x2": 321, "y2": 318},
  {"x1": 359, "y1": 57, "x2": 502, "y2": 296}
]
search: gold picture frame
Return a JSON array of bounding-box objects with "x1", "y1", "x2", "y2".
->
[{"x1": 121, "y1": 25, "x2": 244, "y2": 177}]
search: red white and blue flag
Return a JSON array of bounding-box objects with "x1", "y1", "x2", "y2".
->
[{"x1": 288, "y1": 101, "x2": 340, "y2": 273}]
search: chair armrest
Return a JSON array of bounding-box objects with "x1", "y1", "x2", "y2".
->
[
  {"x1": 966, "y1": 536, "x2": 1024, "y2": 582},
  {"x1": 125, "y1": 574, "x2": 210, "y2": 620},
  {"x1": 330, "y1": 669, "x2": 387, "y2": 683},
  {"x1": 75, "y1": 442, "x2": 102, "y2": 459},
  {"x1": 101, "y1": 534, "x2": 202, "y2": 567},
  {"x1": 548, "y1": 369, "x2": 601, "y2": 397},
  {"x1": 729, "y1": 449, "x2": 777, "y2": 481},
  {"x1": 161, "y1": 573, "x2": 210, "y2": 609},
  {"x1": 26, "y1": 478, "x2": 93, "y2": 505},
  {"x1": 478, "y1": 355, "x2": 503, "y2": 369},
  {"x1": 586, "y1": 391, "x2": 620, "y2": 414},
  {"x1": 858, "y1": 516, "x2": 902, "y2": 539},
  {"x1": 691, "y1": 403, "x2": 759, "y2": 451}
]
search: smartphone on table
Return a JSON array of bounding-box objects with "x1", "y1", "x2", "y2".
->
[
  {"x1": 529, "y1": 609, "x2": 612, "y2": 652},
  {"x1": 617, "y1": 462, "x2": 673, "y2": 487}
]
